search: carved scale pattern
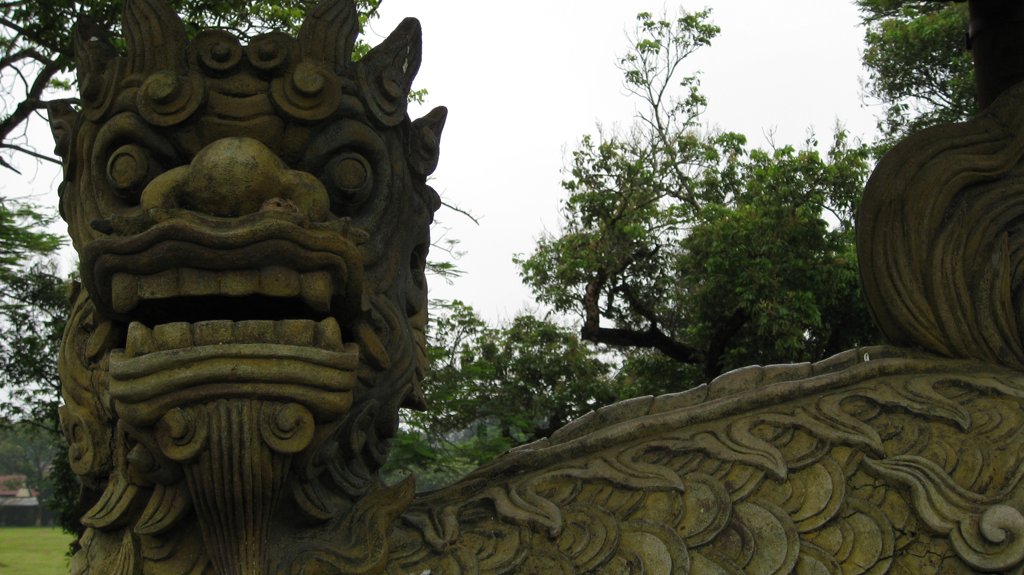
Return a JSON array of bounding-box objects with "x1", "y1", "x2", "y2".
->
[{"x1": 386, "y1": 347, "x2": 1024, "y2": 574}]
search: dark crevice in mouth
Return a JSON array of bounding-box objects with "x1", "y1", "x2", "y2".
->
[{"x1": 131, "y1": 295, "x2": 328, "y2": 327}]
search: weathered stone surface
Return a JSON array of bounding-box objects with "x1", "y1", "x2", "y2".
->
[
  {"x1": 49, "y1": 0, "x2": 1024, "y2": 573},
  {"x1": 859, "y1": 79, "x2": 1024, "y2": 372},
  {"x1": 51, "y1": 0, "x2": 442, "y2": 572},
  {"x1": 390, "y1": 346, "x2": 1024, "y2": 573}
]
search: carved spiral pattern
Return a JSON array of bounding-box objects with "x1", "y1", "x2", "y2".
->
[
  {"x1": 270, "y1": 61, "x2": 342, "y2": 121},
  {"x1": 156, "y1": 407, "x2": 209, "y2": 462},
  {"x1": 260, "y1": 402, "x2": 315, "y2": 454},
  {"x1": 952, "y1": 504, "x2": 1024, "y2": 571},
  {"x1": 248, "y1": 32, "x2": 293, "y2": 73},
  {"x1": 194, "y1": 30, "x2": 244, "y2": 73},
  {"x1": 106, "y1": 144, "x2": 153, "y2": 202},
  {"x1": 81, "y1": 68, "x2": 120, "y2": 122},
  {"x1": 59, "y1": 406, "x2": 106, "y2": 477},
  {"x1": 358, "y1": 67, "x2": 407, "y2": 127},
  {"x1": 137, "y1": 71, "x2": 205, "y2": 126}
]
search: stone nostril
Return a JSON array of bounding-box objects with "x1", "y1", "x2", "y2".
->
[{"x1": 261, "y1": 197, "x2": 299, "y2": 214}]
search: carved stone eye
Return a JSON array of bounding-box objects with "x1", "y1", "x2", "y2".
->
[
  {"x1": 326, "y1": 153, "x2": 373, "y2": 209},
  {"x1": 107, "y1": 144, "x2": 154, "y2": 203}
]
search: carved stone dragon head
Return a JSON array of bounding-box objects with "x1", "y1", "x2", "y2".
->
[{"x1": 48, "y1": 0, "x2": 444, "y2": 572}]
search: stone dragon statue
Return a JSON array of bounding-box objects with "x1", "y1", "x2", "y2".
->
[{"x1": 49, "y1": 0, "x2": 1024, "y2": 573}]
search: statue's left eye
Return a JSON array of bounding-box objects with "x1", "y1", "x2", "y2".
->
[
  {"x1": 326, "y1": 152, "x2": 373, "y2": 209},
  {"x1": 106, "y1": 144, "x2": 158, "y2": 204}
]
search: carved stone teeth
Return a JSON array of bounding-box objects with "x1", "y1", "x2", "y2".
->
[
  {"x1": 111, "y1": 273, "x2": 140, "y2": 314},
  {"x1": 120, "y1": 318, "x2": 346, "y2": 357},
  {"x1": 193, "y1": 320, "x2": 234, "y2": 346},
  {"x1": 300, "y1": 271, "x2": 332, "y2": 313},
  {"x1": 275, "y1": 319, "x2": 316, "y2": 347},
  {"x1": 152, "y1": 322, "x2": 193, "y2": 351},
  {"x1": 261, "y1": 266, "x2": 301, "y2": 298},
  {"x1": 125, "y1": 321, "x2": 155, "y2": 358},
  {"x1": 316, "y1": 317, "x2": 343, "y2": 351},
  {"x1": 137, "y1": 269, "x2": 179, "y2": 300},
  {"x1": 179, "y1": 268, "x2": 220, "y2": 296},
  {"x1": 234, "y1": 320, "x2": 275, "y2": 343},
  {"x1": 220, "y1": 270, "x2": 260, "y2": 297}
]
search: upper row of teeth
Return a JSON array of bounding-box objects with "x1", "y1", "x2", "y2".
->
[
  {"x1": 123, "y1": 317, "x2": 347, "y2": 359},
  {"x1": 111, "y1": 267, "x2": 334, "y2": 314}
]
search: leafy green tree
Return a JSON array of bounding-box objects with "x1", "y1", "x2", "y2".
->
[
  {"x1": 517, "y1": 9, "x2": 880, "y2": 389},
  {"x1": 0, "y1": 200, "x2": 62, "y2": 281},
  {"x1": 0, "y1": 199, "x2": 65, "y2": 427},
  {"x1": 0, "y1": 0, "x2": 382, "y2": 171},
  {"x1": 384, "y1": 301, "x2": 618, "y2": 490},
  {"x1": 0, "y1": 259, "x2": 66, "y2": 426},
  {"x1": 0, "y1": 199, "x2": 75, "y2": 530},
  {"x1": 857, "y1": 0, "x2": 975, "y2": 144}
]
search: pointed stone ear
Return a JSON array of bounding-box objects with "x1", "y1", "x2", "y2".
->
[
  {"x1": 124, "y1": 0, "x2": 188, "y2": 74},
  {"x1": 358, "y1": 18, "x2": 422, "y2": 127},
  {"x1": 298, "y1": 0, "x2": 359, "y2": 73},
  {"x1": 47, "y1": 100, "x2": 78, "y2": 161},
  {"x1": 410, "y1": 106, "x2": 446, "y2": 177}
]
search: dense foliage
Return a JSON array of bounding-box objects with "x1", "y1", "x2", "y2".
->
[
  {"x1": 384, "y1": 301, "x2": 618, "y2": 489},
  {"x1": 0, "y1": 201, "x2": 75, "y2": 530},
  {"x1": 0, "y1": 199, "x2": 64, "y2": 426},
  {"x1": 517, "y1": 10, "x2": 881, "y2": 387},
  {"x1": 394, "y1": 4, "x2": 982, "y2": 488},
  {"x1": 857, "y1": 0, "x2": 975, "y2": 144}
]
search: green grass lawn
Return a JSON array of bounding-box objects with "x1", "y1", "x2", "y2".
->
[{"x1": 0, "y1": 527, "x2": 73, "y2": 575}]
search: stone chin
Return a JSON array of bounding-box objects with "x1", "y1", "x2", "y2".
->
[{"x1": 50, "y1": 0, "x2": 444, "y2": 572}]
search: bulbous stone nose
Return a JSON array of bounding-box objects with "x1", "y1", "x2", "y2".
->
[{"x1": 141, "y1": 137, "x2": 329, "y2": 221}]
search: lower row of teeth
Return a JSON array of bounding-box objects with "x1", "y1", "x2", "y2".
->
[{"x1": 124, "y1": 317, "x2": 344, "y2": 358}]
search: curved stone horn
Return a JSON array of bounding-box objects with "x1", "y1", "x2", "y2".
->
[
  {"x1": 124, "y1": 0, "x2": 188, "y2": 75},
  {"x1": 73, "y1": 17, "x2": 116, "y2": 89},
  {"x1": 73, "y1": 17, "x2": 119, "y2": 119},
  {"x1": 298, "y1": 0, "x2": 359, "y2": 73},
  {"x1": 358, "y1": 18, "x2": 422, "y2": 127}
]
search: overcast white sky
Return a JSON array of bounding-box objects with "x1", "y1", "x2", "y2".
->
[
  {"x1": 14, "y1": 1, "x2": 880, "y2": 326},
  {"x1": 369, "y1": 0, "x2": 879, "y2": 323}
]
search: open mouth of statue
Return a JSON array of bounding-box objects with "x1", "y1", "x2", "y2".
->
[{"x1": 82, "y1": 215, "x2": 364, "y2": 427}]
